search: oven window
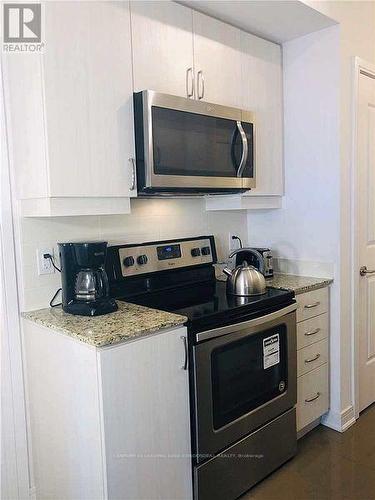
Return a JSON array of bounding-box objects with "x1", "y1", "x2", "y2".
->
[
  {"x1": 151, "y1": 106, "x2": 253, "y2": 178},
  {"x1": 211, "y1": 325, "x2": 287, "y2": 429}
]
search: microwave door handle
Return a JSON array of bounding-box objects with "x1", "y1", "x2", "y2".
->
[
  {"x1": 230, "y1": 126, "x2": 239, "y2": 171},
  {"x1": 236, "y1": 121, "x2": 248, "y2": 178}
]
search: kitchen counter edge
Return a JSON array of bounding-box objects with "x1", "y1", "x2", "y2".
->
[
  {"x1": 22, "y1": 301, "x2": 187, "y2": 348},
  {"x1": 268, "y1": 274, "x2": 333, "y2": 295}
]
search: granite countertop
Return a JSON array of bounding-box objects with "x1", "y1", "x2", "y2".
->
[
  {"x1": 23, "y1": 275, "x2": 332, "y2": 348},
  {"x1": 267, "y1": 273, "x2": 333, "y2": 295},
  {"x1": 22, "y1": 301, "x2": 187, "y2": 348},
  {"x1": 216, "y1": 270, "x2": 332, "y2": 295}
]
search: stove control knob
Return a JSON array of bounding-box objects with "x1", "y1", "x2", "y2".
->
[
  {"x1": 123, "y1": 256, "x2": 135, "y2": 267},
  {"x1": 137, "y1": 254, "x2": 148, "y2": 265},
  {"x1": 201, "y1": 246, "x2": 211, "y2": 256},
  {"x1": 191, "y1": 247, "x2": 201, "y2": 257}
]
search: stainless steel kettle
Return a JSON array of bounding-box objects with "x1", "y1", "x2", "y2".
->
[{"x1": 223, "y1": 248, "x2": 267, "y2": 296}]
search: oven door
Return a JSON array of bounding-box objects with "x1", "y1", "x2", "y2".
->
[
  {"x1": 134, "y1": 90, "x2": 255, "y2": 193},
  {"x1": 192, "y1": 304, "x2": 297, "y2": 461}
]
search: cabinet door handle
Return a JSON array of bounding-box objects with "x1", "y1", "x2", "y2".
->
[
  {"x1": 181, "y1": 336, "x2": 188, "y2": 370},
  {"x1": 197, "y1": 70, "x2": 204, "y2": 99},
  {"x1": 186, "y1": 67, "x2": 194, "y2": 98},
  {"x1": 304, "y1": 327, "x2": 321, "y2": 337},
  {"x1": 304, "y1": 353, "x2": 321, "y2": 364},
  {"x1": 304, "y1": 301, "x2": 320, "y2": 309},
  {"x1": 305, "y1": 392, "x2": 321, "y2": 403},
  {"x1": 129, "y1": 158, "x2": 136, "y2": 191}
]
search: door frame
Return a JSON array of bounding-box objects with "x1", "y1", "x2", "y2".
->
[
  {"x1": 351, "y1": 57, "x2": 375, "y2": 419},
  {"x1": 1, "y1": 60, "x2": 30, "y2": 498}
]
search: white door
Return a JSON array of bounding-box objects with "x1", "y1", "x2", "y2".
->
[
  {"x1": 192, "y1": 11, "x2": 242, "y2": 108},
  {"x1": 357, "y1": 69, "x2": 375, "y2": 412},
  {"x1": 131, "y1": 1, "x2": 194, "y2": 98}
]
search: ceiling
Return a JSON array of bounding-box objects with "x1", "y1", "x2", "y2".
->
[{"x1": 178, "y1": 1, "x2": 337, "y2": 43}]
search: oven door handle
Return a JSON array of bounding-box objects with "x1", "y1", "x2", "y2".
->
[{"x1": 196, "y1": 302, "x2": 297, "y2": 342}]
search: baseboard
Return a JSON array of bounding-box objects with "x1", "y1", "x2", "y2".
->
[
  {"x1": 321, "y1": 405, "x2": 356, "y2": 432},
  {"x1": 341, "y1": 405, "x2": 357, "y2": 431}
]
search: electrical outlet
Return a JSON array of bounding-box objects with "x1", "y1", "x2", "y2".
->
[
  {"x1": 228, "y1": 233, "x2": 241, "y2": 252},
  {"x1": 36, "y1": 248, "x2": 55, "y2": 275}
]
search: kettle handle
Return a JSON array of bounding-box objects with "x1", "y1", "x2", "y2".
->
[{"x1": 228, "y1": 248, "x2": 265, "y2": 275}]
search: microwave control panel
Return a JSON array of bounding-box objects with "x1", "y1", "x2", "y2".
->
[{"x1": 117, "y1": 237, "x2": 214, "y2": 277}]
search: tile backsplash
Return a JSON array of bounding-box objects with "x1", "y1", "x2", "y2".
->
[{"x1": 18, "y1": 198, "x2": 248, "y2": 311}]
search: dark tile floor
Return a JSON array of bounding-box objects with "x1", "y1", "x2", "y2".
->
[{"x1": 242, "y1": 404, "x2": 375, "y2": 500}]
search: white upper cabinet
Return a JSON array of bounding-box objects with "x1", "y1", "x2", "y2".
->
[
  {"x1": 192, "y1": 12, "x2": 242, "y2": 108},
  {"x1": 4, "y1": 0, "x2": 284, "y2": 215},
  {"x1": 131, "y1": 1, "x2": 194, "y2": 98},
  {"x1": 130, "y1": 3, "x2": 242, "y2": 107},
  {"x1": 44, "y1": 2, "x2": 134, "y2": 199},
  {"x1": 4, "y1": 1, "x2": 134, "y2": 216},
  {"x1": 206, "y1": 31, "x2": 284, "y2": 210},
  {"x1": 241, "y1": 32, "x2": 283, "y2": 196}
]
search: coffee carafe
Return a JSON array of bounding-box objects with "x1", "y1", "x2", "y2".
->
[{"x1": 58, "y1": 241, "x2": 118, "y2": 316}]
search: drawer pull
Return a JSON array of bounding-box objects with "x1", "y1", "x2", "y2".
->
[
  {"x1": 304, "y1": 301, "x2": 321, "y2": 309},
  {"x1": 304, "y1": 353, "x2": 321, "y2": 364},
  {"x1": 305, "y1": 392, "x2": 321, "y2": 403},
  {"x1": 304, "y1": 327, "x2": 321, "y2": 337}
]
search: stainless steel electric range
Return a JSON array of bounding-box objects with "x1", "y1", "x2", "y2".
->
[{"x1": 106, "y1": 236, "x2": 298, "y2": 500}]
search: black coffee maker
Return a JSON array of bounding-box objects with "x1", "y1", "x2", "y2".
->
[{"x1": 58, "y1": 241, "x2": 118, "y2": 316}]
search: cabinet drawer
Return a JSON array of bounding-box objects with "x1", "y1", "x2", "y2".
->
[
  {"x1": 297, "y1": 339, "x2": 328, "y2": 377},
  {"x1": 297, "y1": 313, "x2": 329, "y2": 350},
  {"x1": 297, "y1": 364, "x2": 329, "y2": 432},
  {"x1": 296, "y1": 288, "x2": 328, "y2": 322}
]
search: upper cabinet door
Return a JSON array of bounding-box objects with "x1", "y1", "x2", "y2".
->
[
  {"x1": 44, "y1": 1, "x2": 134, "y2": 197},
  {"x1": 131, "y1": 1, "x2": 194, "y2": 98},
  {"x1": 192, "y1": 12, "x2": 242, "y2": 108},
  {"x1": 241, "y1": 32, "x2": 283, "y2": 196}
]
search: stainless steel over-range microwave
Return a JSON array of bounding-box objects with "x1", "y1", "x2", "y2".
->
[{"x1": 133, "y1": 90, "x2": 256, "y2": 196}]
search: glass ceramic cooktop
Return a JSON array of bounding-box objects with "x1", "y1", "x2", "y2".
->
[{"x1": 121, "y1": 280, "x2": 294, "y2": 333}]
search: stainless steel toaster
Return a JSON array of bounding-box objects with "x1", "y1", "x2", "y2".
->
[{"x1": 234, "y1": 247, "x2": 274, "y2": 278}]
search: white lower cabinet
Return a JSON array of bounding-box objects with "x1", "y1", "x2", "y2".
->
[
  {"x1": 23, "y1": 320, "x2": 192, "y2": 500},
  {"x1": 297, "y1": 364, "x2": 329, "y2": 432},
  {"x1": 100, "y1": 330, "x2": 192, "y2": 500},
  {"x1": 297, "y1": 338, "x2": 329, "y2": 377},
  {"x1": 295, "y1": 287, "x2": 330, "y2": 435}
]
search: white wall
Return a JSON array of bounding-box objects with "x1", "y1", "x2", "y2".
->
[
  {"x1": 303, "y1": 1, "x2": 375, "y2": 424},
  {"x1": 247, "y1": 25, "x2": 342, "y2": 428},
  {"x1": 248, "y1": 25, "x2": 340, "y2": 266},
  {"x1": 248, "y1": 1, "x2": 375, "y2": 431},
  {"x1": 17, "y1": 199, "x2": 247, "y2": 311}
]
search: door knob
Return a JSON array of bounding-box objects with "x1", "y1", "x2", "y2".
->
[{"x1": 360, "y1": 266, "x2": 375, "y2": 276}]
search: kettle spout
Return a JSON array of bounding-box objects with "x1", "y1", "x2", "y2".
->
[{"x1": 223, "y1": 267, "x2": 232, "y2": 277}]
